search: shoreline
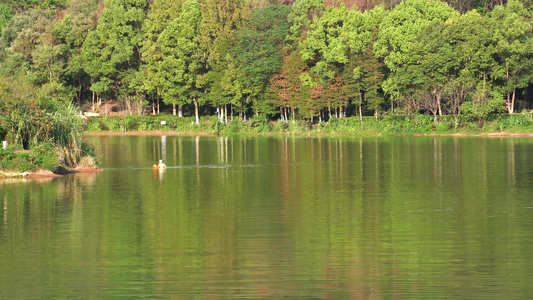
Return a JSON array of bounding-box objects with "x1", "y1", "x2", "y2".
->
[
  {"x1": 84, "y1": 130, "x2": 533, "y2": 137},
  {"x1": 0, "y1": 166, "x2": 103, "y2": 180},
  {"x1": 85, "y1": 131, "x2": 212, "y2": 136}
]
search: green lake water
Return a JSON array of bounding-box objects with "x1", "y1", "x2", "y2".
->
[{"x1": 1, "y1": 135, "x2": 533, "y2": 299}]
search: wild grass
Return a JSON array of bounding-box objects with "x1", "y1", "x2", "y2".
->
[
  {"x1": 84, "y1": 113, "x2": 533, "y2": 136},
  {"x1": 1, "y1": 101, "x2": 97, "y2": 174}
]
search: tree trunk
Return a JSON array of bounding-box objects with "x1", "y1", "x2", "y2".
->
[
  {"x1": 510, "y1": 88, "x2": 516, "y2": 114},
  {"x1": 178, "y1": 105, "x2": 183, "y2": 117},
  {"x1": 151, "y1": 95, "x2": 155, "y2": 115},
  {"x1": 127, "y1": 96, "x2": 132, "y2": 116},
  {"x1": 438, "y1": 95, "x2": 442, "y2": 116},
  {"x1": 291, "y1": 107, "x2": 295, "y2": 123},
  {"x1": 436, "y1": 93, "x2": 442, "y2": 120},
  {"x1": 224, "y1": 105, "x2": 228, "y2": 124},
  {"x1": 194, "y1": 98, "x2": 199, "y2": 124},
  {"x1": 360, "y1": 93, "x2": 364, "y2": 122},
  {"x1": 173, "y1": 104, "x2": 176, "y2": 116},
  {"x1": 506, "y1": 93, "x2": 510, "y2": 113},
  {"x1": 505, "y1": 67, "x2": 510, "y2": 113},
  {"x1": 92, "y1": 91, "x2": 95, "y2": 112}
]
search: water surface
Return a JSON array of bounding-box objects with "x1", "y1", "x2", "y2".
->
[{"x1": 1, "y1": 135, "x2": 533, "y2": 298}]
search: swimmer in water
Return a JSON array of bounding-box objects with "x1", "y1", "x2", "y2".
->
[{"x1": 158, "y1": 160, "x2": 167, "y2": 169}]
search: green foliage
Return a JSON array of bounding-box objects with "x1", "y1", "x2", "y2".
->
[
  {"x1": 0, "y1": 149, "x2": 34, "y2": 172},
  {"x1": 0, "y1": 143, "x2": 60, "y2": 172},
  {"x1": 287, "y1": 0, "x2": 324, "y2": 43},
  {"x1": 0, "y1": 9, "x2": 54, "y2": 76},
  {"x1": 141, "y1": 0, "x2": 185, "y2": 99},
  {"x1": 0, "y1": 84, "x2": 91, "y2": 167},
  {"x1": 1, "y1": 0, "x2": 533, "y2": 133},
  {"x1": 491, "y1": 0, "x2": 533, "y2": 113},
  {"x1": 376, "y1": 0, "x2": 459, "y2": 106},
  {"x1": 82, "y1": 0, "x2": 146, "y2": 100},
  {"x1": 28, "y1": 143, "x2": 58, "y2": 170},
  {"x1": 249, "y1": 114, "x2": 270, "y2": 133},
  {"x1": 158, "y1": 0, "x2": 202, "y2": 112},
  {"x1": 460, "y1": 88, "x2": 505, "y2": 122},
  {"x1": 1, "y1": 0, "x2": 68, "y2": 11},
  {"x1": 233, "y1": 5, "x2": 292, "y2": 103},
  {"x1": 0, "y1": 4, "x2": 13, "y2": 33}
]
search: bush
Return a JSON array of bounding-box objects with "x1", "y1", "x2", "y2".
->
[
  {"x1": 249, "y1": 115, "x2": 270, "y2": 133},
  {"x1": 29, "y1": 143, "x2": 58, "y2": 170},
  {"x1": 124, "y1": 115, "x2": 141, "y2": 131},
  {"x1": 0, "y1": 148, "x2": 15, "y2": 160},
  {"x1": 86, "y1": 121, "x2": 102, "y2": 132},
  {"x1": 434, "y1": 122, "x2": 450, "y2": 133},
  {"x1": 0, "y1": 152, "x2": 36, "y2": 172}
]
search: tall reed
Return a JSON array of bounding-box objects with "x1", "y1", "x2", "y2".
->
[{"x1": 50, "y1": 103, "x2": 84, "y2": 166}]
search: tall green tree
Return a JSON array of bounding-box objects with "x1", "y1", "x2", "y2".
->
[
  {"x1": 441, "y1": 10, "x2": 504, "y2": 120},
  {"x1": 233, "y1": 4, "x2": 292, "y2": 118},
  {"x1": 82, "y1": 0, "x2": 146, "y2": 113},
  {"x1": 141, "y1": 0, "x2": 185, "y2": 114},
  {"x1": 53, "y1": 0, "x2": 100, "y2": 107},
  {"x1": 491, "y1": 0, "x2": 533, "y2": 114},
  {"x1": 454, "y1": 11, "x2": 504, "y2": 120},
  {"x1": 300, "y1": 4, "x2": 351, "y2": 85},
  {"x1": 199, "y1": 0, "x2": 251, "y2": 120},
  {"x1": 0, "y1": 9, "x2": 54, "y2": 75},
  {"x1": 405, "y1": 18, "x2": 458, "y2": 121},
  {"x1": 158, "y1": 0, "x2": 204, "y2": 122},
  {"x1": 375, "y1": 0, "x2": 459, "y2": 115}
]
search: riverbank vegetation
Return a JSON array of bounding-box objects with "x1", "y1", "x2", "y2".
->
[
  {"x1": 85, "y1": 111, "x2": 533, "y2": 136},
  {"x1": 0, "y1": 89, "x2": 98, "y2": 176},
  {"x1": 1, "y1": 0, "x2": 533, "y2": 136}
]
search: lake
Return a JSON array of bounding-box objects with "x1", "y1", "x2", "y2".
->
[{"x1": 1, "y1": 135, "x2": 533, "y2": 298}]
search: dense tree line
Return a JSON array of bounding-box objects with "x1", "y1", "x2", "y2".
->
[{"x1": 1, "y1": 0, "x2": 533, "y2": 124}]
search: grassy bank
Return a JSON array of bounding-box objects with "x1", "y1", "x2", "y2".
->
[
  {"x1": 84, "y1": 112, "x2": 533, "y2": 136},
  {"x1": 1, "y1": 103, "x2": 100, "y2": 177},
  {"x1": 0, "y1": 142, "x2": 97, "y2": 175}
]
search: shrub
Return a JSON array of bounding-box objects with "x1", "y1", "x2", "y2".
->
[
  {"x1": 124, "y1": 115, "x2": 141, "y2": 131},
  {"x1": 29, "y1": 143, "x2": 58, "y2": 170},
  {"x1": 249, "y1": 115, "x2": 269, "y2": 133},
  {"x1": 105, "y1": 118, "x2": 121, "y2": 131},
  {"x1": 0, "y1": 152, "x2": 36, "y2": 172},
  {"x1": 86, "y1": 121, "x2": 102, "y2": 132},
  {"x1": 434, "y1": 122, "x2": 450, "y2": 133}
]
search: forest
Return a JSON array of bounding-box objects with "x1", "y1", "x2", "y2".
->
[{"x1": 1, "y1": 0, "x2": 533, "y2": 126}]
